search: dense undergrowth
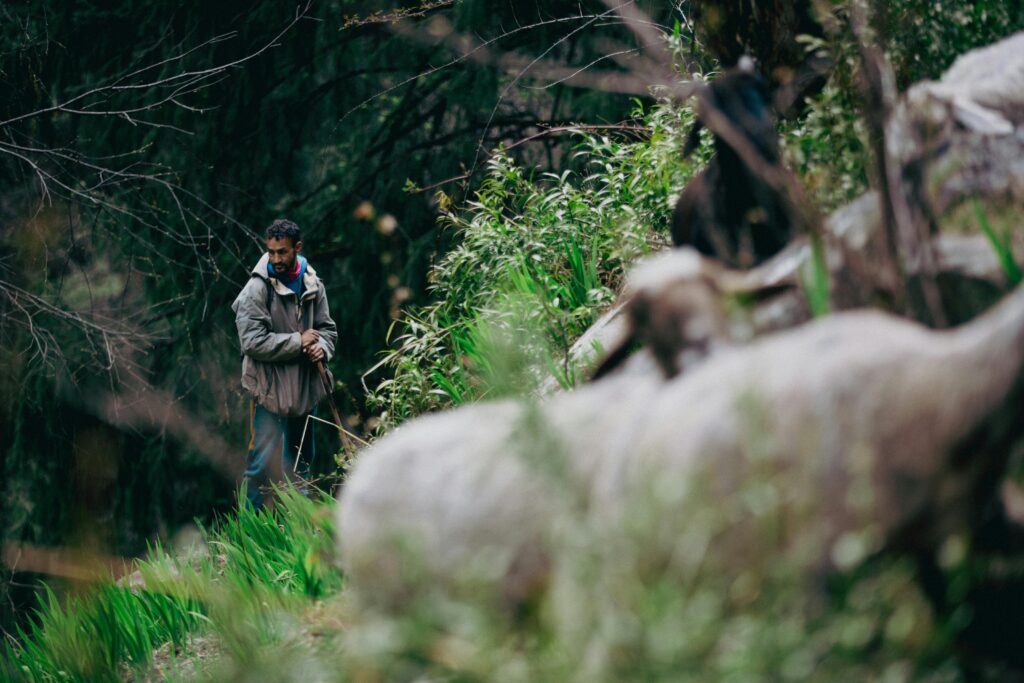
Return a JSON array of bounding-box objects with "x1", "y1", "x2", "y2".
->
[
  {"x1": 366, "y1": 98, "x2": 712, "y2": 427},
  {"x1": 364, "y1": 87, "x2": 872, "y2": 429}
]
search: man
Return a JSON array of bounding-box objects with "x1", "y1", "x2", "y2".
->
[{"x1": 232, "y1": 218, "x2": 338, "y2": 509}]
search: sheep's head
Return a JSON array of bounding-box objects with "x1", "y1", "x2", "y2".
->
[{"x1": 593, "y1": 250, "x2": 732, "y2": 380}]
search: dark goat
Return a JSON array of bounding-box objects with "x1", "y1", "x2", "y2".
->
[{"x1": 671, "y1": 64, "x2": 794, "y2": 268}]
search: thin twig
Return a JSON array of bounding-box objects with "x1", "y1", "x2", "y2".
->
[{"x1": 412, "y1": 123, "x2": 649, "y2": 193}]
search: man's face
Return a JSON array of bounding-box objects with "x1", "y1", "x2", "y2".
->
[{"x1": 266, "y1": 236, "x2": 301, "y2": 274}]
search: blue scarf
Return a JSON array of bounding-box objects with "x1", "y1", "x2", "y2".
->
[{"x1": 268, "y1": 254, "x2": 307, "y2": 295}]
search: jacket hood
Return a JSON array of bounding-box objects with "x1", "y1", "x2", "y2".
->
[{"x1": 251, "y1": 252, "x2": 321, "y2": 298}]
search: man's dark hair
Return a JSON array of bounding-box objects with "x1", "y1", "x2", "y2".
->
[{"x1": 265, "y1": 218, "x2": 301, "y2": 246}]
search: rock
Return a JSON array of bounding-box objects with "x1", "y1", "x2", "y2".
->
[{"x1": 907, "y1": 32, "x2": 1024, "y2": 136}]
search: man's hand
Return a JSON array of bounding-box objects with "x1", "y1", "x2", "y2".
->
[
  {"x1": 301, "y1": 329, "x2": 319, "y2": 348},
  {"x1": 306, "y1": 343, "x2": 326, "y2": 363},
  {"x1": 301, "y1": 329, "x2": 324, "y2": 363}
]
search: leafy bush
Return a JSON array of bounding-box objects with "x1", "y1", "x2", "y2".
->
[
  {"x1": 782, "y1": 79, "x2": 870, "y2": 211},
  {"x1": 367, "y1": 100, "x2": 709, "y2": 427}
]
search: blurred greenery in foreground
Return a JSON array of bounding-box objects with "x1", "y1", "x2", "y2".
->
[{"x1": 0, "y1": 471, "x2": 999, "y2": 682}]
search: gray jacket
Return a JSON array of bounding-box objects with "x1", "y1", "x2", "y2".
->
[{"x1": 232, "y1": 253, "x2": 338, "y2": 416}]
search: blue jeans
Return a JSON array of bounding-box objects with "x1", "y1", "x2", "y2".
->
[{"x1": 243, "y1": 401, "x2": 315, "y2": 510}]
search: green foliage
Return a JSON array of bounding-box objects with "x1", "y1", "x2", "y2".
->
[
  {"x1": 782, "y1": 79, "x2": 871, "y2": 210},
  {"x1": 888, "y1": 1, "x2": 1024, "y2": 86},
  {"x1": 367, "y1": 100, "x2": 707, "y2": 426},
  {"x1": 367, "y1": 0, "x2": 1024, "y2": 430},
  {"x1": 2, "y1": 582, "x2": 202, "y2": 683},
  {"x1": 802, "y1": 233, "x2": 834, "y2": 318},
  {"x1": 973, "y1": 200, "x2": 1023, "y2": 286},
  {"x1": 781, "y1": 0, "x2": 1024, "y2": 212},
  {"x1": 1, "y1": 487, "x2": 340, "y2": 682}
]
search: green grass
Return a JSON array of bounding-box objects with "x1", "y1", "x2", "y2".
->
[
  {"x1": 3, "y1": 581, "x2": 203, "y2": 682},
  {"x1": 974, "y1": 200, "x2": 1023, "y2": 286},
  {"x1": 802, "y1": 233, "x2": 833, "y2": 318},
  {"x1": 1, "y1": 487, "x2": 341, "y2": 682}
]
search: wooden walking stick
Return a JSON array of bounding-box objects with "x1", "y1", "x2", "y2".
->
[
  {"x1": 315, "y1": 359, "x2": 356, "y2": 453},
  {"x1": 294, "y1": 359, "x2": 368, "y2": 481}
]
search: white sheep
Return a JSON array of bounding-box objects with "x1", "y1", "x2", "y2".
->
[{"x1": 338, "y1": 280, "x2": 1024, "y2": 610}]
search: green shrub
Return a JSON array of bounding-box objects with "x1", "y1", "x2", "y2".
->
[{"x1": 367, "y1": 100, "x2": 709, "y2": 427}]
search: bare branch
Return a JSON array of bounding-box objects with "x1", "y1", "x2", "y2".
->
[
  {"x1": 0, "y1": 5, "x2": 311, "y2": 379},
  {"x1": 0, "y1": 3, "x2": 310, "y2": 129},
  {"x1": 341, "y1": 0, "x2": 453, "y2": 29},
  {"x1": 411, "y1": 124, "x2": 650, "y2": 193},
  {"x1": 598, "y1": 0, "x2": 675, "y2": 70},
  {"x1": 850, "y1": 0, "x2": 947, "y2": 326}
]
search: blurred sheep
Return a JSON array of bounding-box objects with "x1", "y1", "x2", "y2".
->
[{"x1": 339, "y1": 282, "x2": 1024, "y2": 614}]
